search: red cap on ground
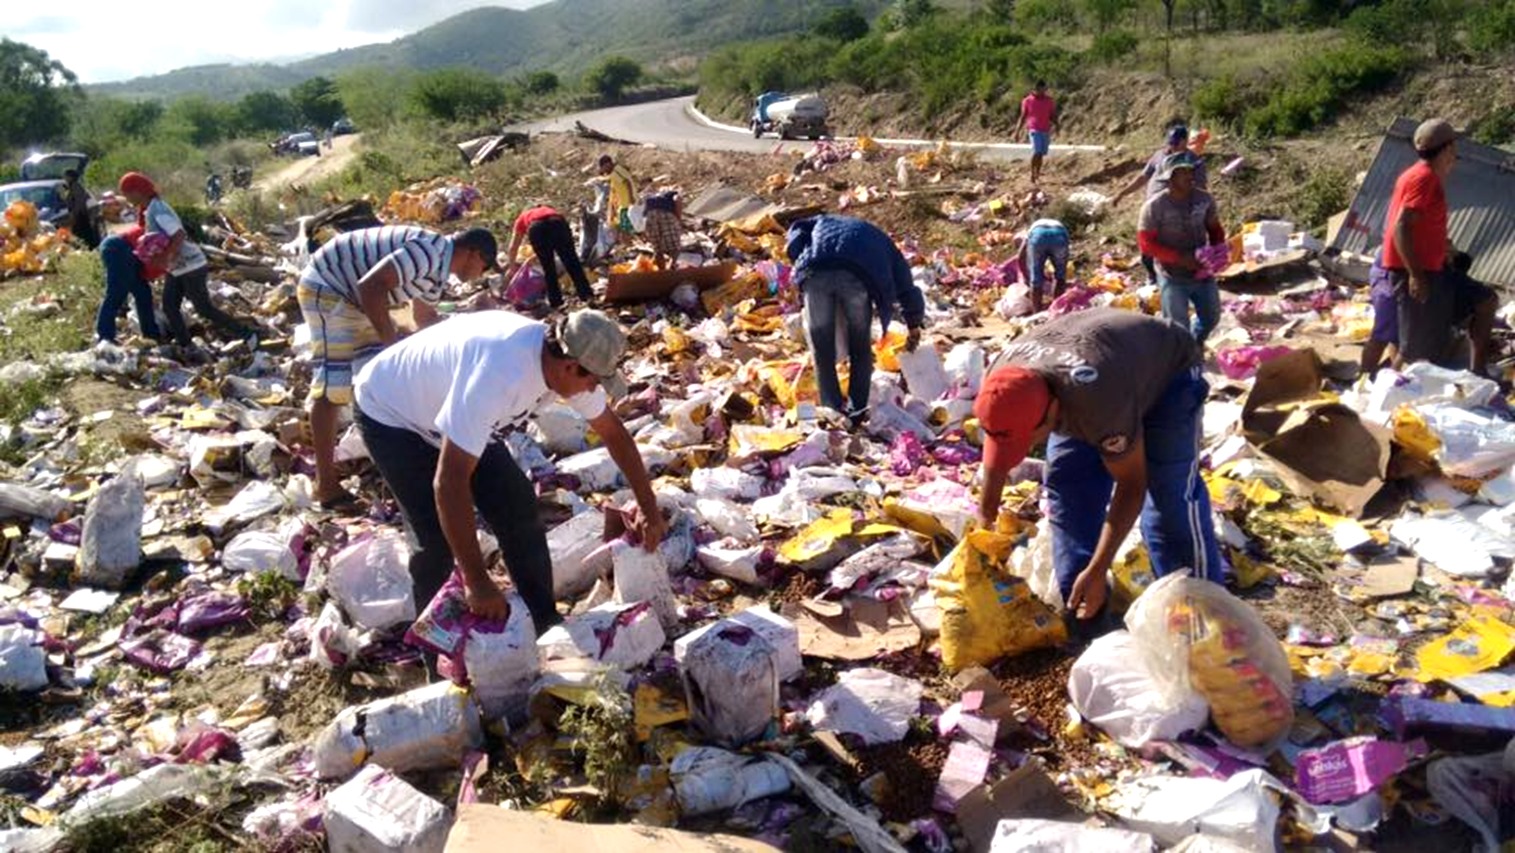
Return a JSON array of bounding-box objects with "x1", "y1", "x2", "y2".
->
[{"x1": 973, "y1": 366, "x2": 1050, "y2": 474}]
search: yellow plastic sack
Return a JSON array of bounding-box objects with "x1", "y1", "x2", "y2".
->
[
  {"x1": 875, "y1": 330, "x2": 909, "y2": 372},
  {"x1": 930, "y1": 530, "x2": 1066, "y2": 672},
  {"x1": 1392, "y1": 406, "x2": 1441, "y2": 462},
  {"x1": 1415, "y1": 615, "x2": 1515, "y2": 683},
  {"x1": 778, "y1": 509, "x2": 903, "y2": 567}
]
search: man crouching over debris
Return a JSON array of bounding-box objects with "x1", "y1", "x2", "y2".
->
[
  {"x1": 298, "y1": 225, "x2": 499, "y2": 510},
  {"x1": 973, "y1": 308, "x2": 1221, "y2": 635},
  {"x1": 353, "y1": 309, "x2": 665, "y2": 626}
]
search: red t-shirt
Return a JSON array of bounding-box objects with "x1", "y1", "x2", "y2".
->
[
  {"x1": 1381, "y1": 161, "x2": 1447, "y2": 273},
  {"x1": 513, "y1": 206, "x2": 560, "y2": 237}
]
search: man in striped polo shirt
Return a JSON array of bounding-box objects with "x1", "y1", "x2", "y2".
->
[{"x1": 297, "y1": 225, "x2": 498, "y2": 509}]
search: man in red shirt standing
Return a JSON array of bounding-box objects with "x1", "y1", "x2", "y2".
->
[
  {"x1": 1014, "y1": 81, "x2": 1058, "y2": 186},
  {"x1": 1383, "y1": 118, "x2": 1495, "y2": 373}
]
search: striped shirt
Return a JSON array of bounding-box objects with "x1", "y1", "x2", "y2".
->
[{"x1": 302, "y1": 226, "x2": 454, "y2": 307}]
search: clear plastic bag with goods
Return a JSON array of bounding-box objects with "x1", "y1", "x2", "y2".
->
[
  {"x1": 929, "y1": 529, "x2": 1067, "y2": 672},
  {"x1": 1124, "y1": 573, "x2": 1294, "y2": 749}
]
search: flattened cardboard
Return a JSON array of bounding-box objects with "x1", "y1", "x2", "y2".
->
[
  {"x1": 784, "y1": 598, "x2": 921, "y2": 661},
  {"x1": 606, "y1": 262, "x2": 737, "y2": 304},
  {"x1": 1358, "y1": 554, "x2": 1420, "y2": 599},
  {"x1": 955, "y1": 763, "x2": 1080, "y2": 853},
  {"x1": 445, "y1": 803, "x2": 778, "y2": 852}
]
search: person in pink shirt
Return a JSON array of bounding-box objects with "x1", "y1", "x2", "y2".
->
[{"x1": 1014, "y1": 81, "x2": 1059, "y2": 185}]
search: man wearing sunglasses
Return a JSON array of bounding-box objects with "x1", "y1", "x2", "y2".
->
[
  {"x1": 973, "y1": 308, "x2": 1220, "y2": 632},
  {"x1": 353, "y1": 309, "x2": 665, "y2": 628}
]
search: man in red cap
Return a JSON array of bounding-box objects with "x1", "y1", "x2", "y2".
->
[{"x1": 974, "y1": 308, "x2": 1221, "y2": 627}]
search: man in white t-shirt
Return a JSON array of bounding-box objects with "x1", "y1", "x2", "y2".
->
[{"x1": 353, "y1": 309, "x2": 664, "y2": 626}]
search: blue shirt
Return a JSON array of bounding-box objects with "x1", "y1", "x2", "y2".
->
[{"x1": 786, "y1": 215, "x2": 926, "y2": 332}]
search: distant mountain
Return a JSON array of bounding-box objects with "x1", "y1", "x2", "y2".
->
[{"x1": 89, "y1": 0, "x2": 893, "y2": 101}]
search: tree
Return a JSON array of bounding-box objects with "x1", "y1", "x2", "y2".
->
[
  {"x1": 0, "y1": 38, "x2": 80, "y2": 148},
  {"x1": 895, "y1": 0, "x2": 939, "y2": 27},
  {"x1": 985, "y1": 0, "x2": 1017, "y2": 22},
  {"x1": 410, "y1": 68, "x2": 509, "y2": 122},
  {"x1": 290, "y1": 76, "x2": 344, "y2": 128},
  {"x1": 815, "y1": 5, "x2": 870, "y2": 41},
  {"x1": 1083, "y1": 0, "x2": 1136, "y2": 30},
  {"x1": 236, "y1": 91, "x2": 298, "y2": 134},
  {"x1": 584, "y1": 56, "x2": 643, "y2": 102},
  {"x1": 163, "y1": 96, "x2": 235, "y2": 147},
  {"x1": 522, "y1": 70, "x2": 560, "y2": 96},
  {"x1": 337, "y1": 67, "x2": 416, "y2": 131}
]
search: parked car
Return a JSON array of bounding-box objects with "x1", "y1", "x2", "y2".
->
[
  {"x1": 272, "y1": 131, "x2": 320, "y2": 157},
  {"x1": 2, "y1": 152, "x2": 106, "y2": 238},
  {"x1": 331, "y1": 118, "x2": 356, "y2": 136}
]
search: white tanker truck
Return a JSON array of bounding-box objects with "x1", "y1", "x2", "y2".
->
[{"x1": 750, "y1": 91, "x2": 831, "y2": 140}]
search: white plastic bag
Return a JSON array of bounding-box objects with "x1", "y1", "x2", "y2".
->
[
  {"x1": 222, "y1": 530, "x2": 300, "y2": 580},
  {"x1": 547, "y1": 510, "x2": 606, "y2": 600},
  {"x1": 334, "y1": 425, "x2": 369, "y2": 463},
  {"x1": 324, "y1": 764, "x2": 451, "y2": 853},
  {"x1": 1425, "y1": 750, "x2": 1512, "y2": 851},
  {"x1": 1124, "y1": 574, "x2": 1294, "y2": 750},
  {"x1": 460, "y1": 594, "x2": 539, "y2": 722},
  {"x1": 695, "y1": 497, "x2": 759, "y2": 542},
  {"x1": 76, "y1": 470, "x2": 144, "y2": 589},
  {"x1": 1008, "y1": 518, "x2": 1062, "y2": 611},
  {"x1": 804, "y1": 668, "x2": 923, "y2": 745},
  {"x1": 611, "y1": 539, "x2": 678, "y2": 630},
  {"x1": 0, "y1": 625, "x2": 48, "y2": 692},
  {"x1": 996, "y1": 283, "x2": 1032, "y2": 319},
  {"x1": 1068, "y1": 631, "x2": 1208, "y2": 748},
  {"x1": 529, "y1": 404, "x2": 589, "y2": 456},
  {"x1": 326, "y1": 530, "x2": 417, "y2": 630},
  {"x1": 313, "y1": 682, "x2": 483, "y2": 780},
  {"x1": 690, "y1": 466, "x2": 764, "y2": 501},
  {"x1": 895, "y1": 343, "x2": 950, "y2": 403},
  {"x1": 943, "y1": 343, "x2": 986, "y2": 399},
  {"x1": 990, "y1": 819, "x2": 1154, "y2": 853},
  {"x1": 678, "y1": 622, "x2": 779, "y2": 746},
  {"x1": 310, "y1": 601, "x2": 361, "y2": 670},
  {"x1": 696, "y1": 542, "x2": 764, "y2": 585},
  {"x1": 205, "y1": 480, "x2": 288, "y2": 533},
  {"x1": 1390, "y1": 510, "x2": 1515, "y2": 578},
  {"x1": 536, "y1": 602, "x2": 666, "y2": 669},
  {"x1": 1106, "y1": 769, "x2": 1287, "y2": 850},
  {"x1": 670, "y1": 747, "x2": 791, "y2": 817}
]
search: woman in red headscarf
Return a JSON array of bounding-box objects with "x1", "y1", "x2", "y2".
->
[
  {"x1": 94, "y1": 175, "x2": 165, "y2": 344},
  {"x1": 116, "y1": 172, "x2": 256, "y2": 347}
]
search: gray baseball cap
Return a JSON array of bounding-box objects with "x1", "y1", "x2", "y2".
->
[{"x1": 560, "y1": 309, "x2": 628, "y2": 397}]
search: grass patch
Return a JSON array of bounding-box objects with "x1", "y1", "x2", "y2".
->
[
  {"x1": 315, "y1": 122, "x2": 466, "y2": 201},
  {"x1": 1291, "y1": 165, "x2": 1354, "y2": 231}
]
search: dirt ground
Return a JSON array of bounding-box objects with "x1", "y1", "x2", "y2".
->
[{"x1": 255, "y1": 134, "x2": 363, "y2": 193}]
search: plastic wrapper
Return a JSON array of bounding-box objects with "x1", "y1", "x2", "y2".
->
[
  {"x1": 1295, "y1": 736, "x2": 1426, "y2": 804},
  {"x1": 547, "y1": 510, "x2": 607, "y2": 600},
  {"x1": 1425, "y1": 749, "x2": 1513, "y2": 850},
  {"x1": 0, "y1": 624, "x2": 48, "y2": 692},
  {"x1": 536, "y1": 602, "x2": 666, "y2": 669},
  {"x1": 313, "y1": 681, "x2": 483, "y2": 780},
  {"x1": 324, "y1": 764, "x2": 452, "y2": 853},
  {"x1": 805, "y1": 667, "x2": 922, "y2": 745},
  {"x1": 75, "y1": 470, "x2": 144, "y2": 589},
  {"x1": 696, "y1": 542, "x2": 764, "y2": 585},
  {"x1": 671, "y1": 747, "x2": 791, "y2": 817},
  {"x1": 408, "y1": 574, "x2": 541, "y2": 721},
  {"x1": 678, "y1": 622, "x2": 779, "y2": 746},
  {"x1": 694, "y1": 497, "x2": 759, "y2": 542},
  {"x1": 943, "y1": 343, "x2": 986, "y2": 399},
  {"x1": 222, "y1": 527, "x2": 301, "y2": 581},
  {"x1": 1106, "y1": 769, "x2": 1286, "y2": 850},
  {"x1": 504, "y1": 263, "x2": 546, "y2": 307},
  {"x1": 690, "y1": 466, "x2": 765, "y2": 501},
  {"x1": 995, "y1": 283, "x2": 1033, "y2": 319},
  {"x1": 311, "y1": 600, "x2": 361, "y2": 670},
  {"x1": 989, "y1": 819, "x2": 1154, "y2": 853},
  {"x1": 326, "y1": 530, "x2": 417, "y2": 631},
  {"x1": 1124, "y1": 574, "x2": 1294, "y2": 749},
  {"x1": 611, "y1": 539, "x2": 678, "y2": 630},
  {"x1": 1068, "y1": 630, "x2": 1208, "y2": 748},
  {"x1": 1216, "y1": 345, "x2": 1291, "y2": 381},
  {"x1": 1390, "y1": 510, "x2": 1515, "y2": 578},
  {"x1": 530, "y1": 403, "x2": 589, "y2": 456},
  {"x1": 119, "y1": 629, "x2": 202, "y2": 674},
  {"x1": 176, "y1": 591, "x2": 250, "y2": 634},
  {"x1": 930, "y1": 530, "x2": 1066, "y2": 672},
  {"x1": 895, "y1": 343, "x2": 950, "y2": 403},
  {"x1": 205, "y1": 480, "x2": 289, "y2": 533}
]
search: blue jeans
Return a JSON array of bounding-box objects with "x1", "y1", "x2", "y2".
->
[
  {"x1": 96, "y1": 235, "x2": 162, "y2": 343},
  {"x1": 1045, "y1": 366, "x2": 1222, "y2": 604},
  {"x1": 801, "y1": 268, "x2": 874, "y2": 416},
  {"x1": 1026, "y1": 227, "x2": 1069, "y2": 295},
  {"x1": 1159, "y1": 272, "x2": 1221, "y2": 342}
]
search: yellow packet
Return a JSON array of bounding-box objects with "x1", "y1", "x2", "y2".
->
[{"x1": 1415, "y1": 615, "x2": 1515, "y2": 682}]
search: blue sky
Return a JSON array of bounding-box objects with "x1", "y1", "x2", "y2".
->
[{"x1": 11, "y1": 0, "x2": 547, "y2": 84}]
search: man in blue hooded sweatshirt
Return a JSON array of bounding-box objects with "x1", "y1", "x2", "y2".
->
[{"x1": 786, "y1": 214, "x2": 927, "y2": 424}]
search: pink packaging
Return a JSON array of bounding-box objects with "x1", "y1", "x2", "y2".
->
[
  {"x1": 404, "y1": 573, "x2": 502, "y2": 661},
  {"x1": 1294, "y1": 736, "x2": 1426, "y2": 804}
]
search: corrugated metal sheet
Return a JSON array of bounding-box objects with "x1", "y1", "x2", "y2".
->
[{"x1": 1330, "y1": 116, "x2": 1515, "y2": 288}]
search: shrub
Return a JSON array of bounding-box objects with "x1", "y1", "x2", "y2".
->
[
  {"x1": 1471, "y1": 105, "x2": 1515, "y2": 147},
  {"x1": 1191, "y1": 75, "x2": 1253, "y2": 129},
  {"x1": 1468, "y1": 0, "x2": 1515, "y2": 56},
  {"x1": 1089, "y1": 29, "x2": 1139, "y2": 64},
  {"x1": 410, "y1": 68, "x2": 509, "y2": 122},
  {"x1": 1292, "y1": 166, "x2": 1352, "y2": 229},
  {"x1": 1243, "y1": 44, "x2": 1406, "y2": 138}
]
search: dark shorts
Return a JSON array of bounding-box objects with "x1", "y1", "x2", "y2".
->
[{"x1": 1390, "y1": 268, "x2": 1496, "y2": 364}]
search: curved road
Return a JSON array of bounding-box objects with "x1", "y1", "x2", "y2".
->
[{"x1": 515, "y1": 95, "x2": 1103, "y2": 163}]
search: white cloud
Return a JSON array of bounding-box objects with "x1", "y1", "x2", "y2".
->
[{"x1": 9, "y1": 1, "x2": 545, "y2": 84}]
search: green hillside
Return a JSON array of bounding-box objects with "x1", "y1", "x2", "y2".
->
[{"x1": 89, "y1": 0, "x2": 895, "y2": 101}]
